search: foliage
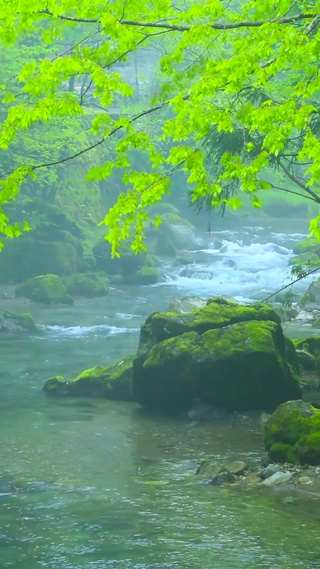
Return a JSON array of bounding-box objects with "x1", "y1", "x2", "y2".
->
[{"x1": 1, "y1": 1, "x2": 320, "y2": 252}]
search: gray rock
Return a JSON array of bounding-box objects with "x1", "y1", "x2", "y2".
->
[
  {"x1": 261, "y1": 463, "x2": 278, "y2": 480},
  {"x1": 262, "y1": 471, "x2": 293, "y2": 487},
  {"x1": 168, "y1": 296, "x2": 207, "y2": 314}
]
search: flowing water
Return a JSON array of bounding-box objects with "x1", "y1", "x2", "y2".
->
[{"x1": 2, "y1": 222, "x2": 320, "y2": 569}]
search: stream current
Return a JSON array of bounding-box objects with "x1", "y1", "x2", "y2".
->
[{"x1": 1, "y1": 223, "x2": 320, "y2": 569}]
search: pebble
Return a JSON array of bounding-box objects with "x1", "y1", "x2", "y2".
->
[
  {"x1": 228, "y1": 460, "x2": 248, "y2": 475},
  {"x1": 297, "y1": 476, "x2": 313, "y2": 485},
  {"x1": 261, "y1": 463, "x2": 278, "y2": 480}
]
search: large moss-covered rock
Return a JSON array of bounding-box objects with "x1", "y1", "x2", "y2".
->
[
  {"x1": 43, "y1": 355, "x2": 134, "y2": 400},
  {"x1": 138, "y1": 297, "x2": 281, "y2": 353},
  {"x1": 132, "y1": 320, "x2": 301, "y2": 413},
  {"x1": 63, "y1": 273, "x2": 109, "y2": 297},
  {"x1": 0, "y1": 238, "x2": 83, "y2": 283},
  {"x1": 264, "y1": 400, "x2": 320, "y2": 465},
  {"x1": 92, "y1": 239, "x2": 157, "y2": 282},
  {"x1": 159, "y1": 213, "x2": 202, "y2": 250},
  {"x1": 15, "y1": 274, "x2": 73, "y2": 304}
]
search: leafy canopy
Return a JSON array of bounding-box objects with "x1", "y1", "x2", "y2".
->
[{"x1": 1, "y1": 0, "x2": 320, "y2": 253}]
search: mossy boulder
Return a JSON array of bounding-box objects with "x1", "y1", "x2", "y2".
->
[
  {"x1": 264, "y1": 400, "x2": 320, "y2": 465},
  {"x1": 0, "y1": 238, "x2": 83, "y2": 283},
  {"x1": 0, "y1": 310, "x2": 37, "y2": 332},
  {"x1": 160, "y1": 213, "x2": 201, "y2": 250},
  {"x1": 92, "y1": 239, "x2": 157, "y2": 282},
  {"x1": 145, "y1": 226, "x2": 177, "y2": 257},
  {"x1": 128, "y1": 266, "x2": 159, "y2": 285},
  {"x1": 132, "y1": 319, "x2": 301, "y2": 413},
  {"x1": 43, "y1": 355, "x2": 134, "y2": 400},
  {"x1": 62, "y1": 273, "x2": 109, "y2": 297},
  {"x1": 15, "y1": 274, "x2": 73, "y2": 304}
]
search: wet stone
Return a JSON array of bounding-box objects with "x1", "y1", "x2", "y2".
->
[
  {"x1": 207, "y1": 472, "x2": 237, "y2": 486},
  {"x1": 261, "y1": 463, "x2": 278, "y2": 480},
  {"x1": 262, "y1": 471, "x2": 293, "y2": 487}
]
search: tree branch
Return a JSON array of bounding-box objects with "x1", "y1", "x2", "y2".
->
[
  {"x1": 1, "y1": 97, "x2": 183, "y2": 176},
  {"x1": 262, "y1": 265, "x2": 320, "y2": 303},
  {"x1": 38, "y1": 9, "x2": 315, "y2": 32},
  {"x1": 279, "y1": 160, "x2": 320, "y2": 203}
]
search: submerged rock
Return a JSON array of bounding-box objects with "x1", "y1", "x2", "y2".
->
[
  {"x1": 43, "y1": 355, "x2": 134, "y2": 401},
  {"x1": 15, "y1": 274, "x2": 73, "y2": 305},
  {"x1": 187, "y1": 401, "x2": 228, "y2": 421},
  {"x1": 264, "y1": 400, "x2": 320, "y2": 465},
  {"x1": 207, "y1": 472, "x2": 237, "y2": 485}
]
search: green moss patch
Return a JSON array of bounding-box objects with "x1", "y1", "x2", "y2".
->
[{"x1": 43, "y1": 355, "x2": 134, "y2": 401}]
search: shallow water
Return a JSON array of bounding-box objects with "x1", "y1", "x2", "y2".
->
[{"x1": 2, "y1": 223, "x2": 320, "y2": 569}]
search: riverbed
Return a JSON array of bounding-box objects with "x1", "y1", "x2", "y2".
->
[{"x1": 2, "y1": 222, "x2": 320, "y2": 569}]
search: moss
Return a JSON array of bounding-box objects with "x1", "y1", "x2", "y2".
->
[
  {"x1": 297, "y1": 432, "x2": 320, "y2": 465},
  {"x1": 63, "y1": 273, "x2": 109, "y2": 297},
  {"x1": 15, "y1": 274, "x2": 73, "y2": 304},
  {"x1": 139, "y1": 298, "x2": 281, "y2": 353},
  {"x1": 43, "y1": 376, "x2": 68, "y2": 394},
  {"x1": 268, "y1": 442, "x2": 299, "y2": 464},
  {"x1": 264, "y1": 400, "x2": 320, "y2": 465},
  {"x1": 2, "y1": 309, "x2": 37, "y2": 331},
  {"x1": 43, "y1": 355, "x2": 134, "y2": 400}
]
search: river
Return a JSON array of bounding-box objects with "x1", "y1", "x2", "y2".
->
[{"x1": 1, "y1": 222, "x2": 320, "y2": 569}]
